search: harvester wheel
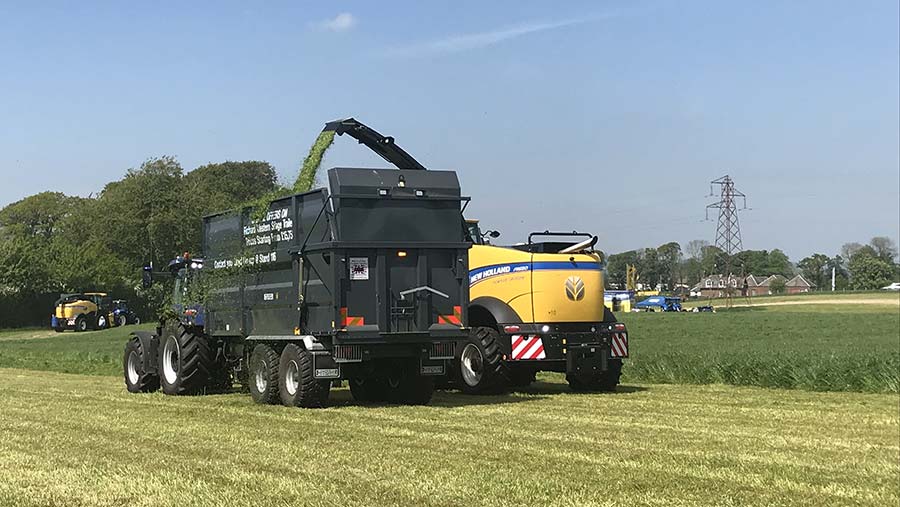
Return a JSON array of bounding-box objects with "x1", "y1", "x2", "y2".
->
[
  {"x1": 385, "y1": 361, "x2": 434, "y2": 405},
  {"x1": 158, "y1": 324, "x2": 215, "y2": 395},
  {"x1": 455, "y1": 326, "x2": 508, "y2": 394},
  {"x1": 567, "y1": 358, "x2": 622, "y2": 392},
  {"x1": 74, "y1": 316, "x2": 88, "y2": 332},
  {"x1": 508, "y1": 368, "x2": 537, "y2": 388},
  {"x1": 248, "y1": 343, "x2": 280, "y2": 404},
  {"x1": 278, "y1": 344, "x2": 330, "y2": 408},
  {"x1": 124, "y1": 337, "x2": 159, "y2": 393}
]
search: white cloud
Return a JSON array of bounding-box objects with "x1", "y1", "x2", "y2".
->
[
  {"x1": 318, "y1": 12, "x2": 357, "y2": 32},
  {"x1": 381, "y1": 15, "x2": 604, "y2": 58}
]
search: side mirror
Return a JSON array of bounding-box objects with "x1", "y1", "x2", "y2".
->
[
  {"x1": 489, "y1": 230, "x2": 500, "y2": 239},
  {"x1": 141, "y1": 266, "x2": 153, "y2": 289}
]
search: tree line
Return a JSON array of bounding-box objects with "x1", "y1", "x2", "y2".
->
[
  {"x1": 1, "y1": 157, "x2": 898, "y2": 326},
  {"x1": 0, "y1": 158, "x2": 281, "y2": 327},
  {"x1": 605, "y1": 237, "x2": 899, "y2": 292}
]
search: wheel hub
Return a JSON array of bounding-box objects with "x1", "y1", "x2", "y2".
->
[
  {"x1": 126, "y1": 351, "x2": 140, "y2": 385},
  {"x1": 162, "y1": 337, "x2": 180, "y2": 385},
  {"x1": 460, "y1": 343, "x2": 484, "y2": 387},
  {"x1": 285, "y1": 360, "x2": 300, "y2": 396}
]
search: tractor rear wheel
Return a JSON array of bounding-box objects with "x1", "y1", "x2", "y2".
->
[
  {"x1": 278, "y1": 344, "x2": 330, "y2": 408},
  {"x1": 124, "y1": 337, "x2": 159, "y2": 393},
  {"x1": 248, "y1": 344, "x2": 280, "y2": 404},
  {"x1": 158, "y1": 324, "x2": 215, "y2": 395},
  {"x1": 455, "y1": 326, "x2": 508, "y2": 394}
]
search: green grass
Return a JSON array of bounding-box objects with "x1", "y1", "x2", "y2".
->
[
  {"x1": 0, "y1": 293, "x2": 897, "y2": 392},
  {"x1": 0, "y1": 324, "x2": 147, "y2": 376},
  {"x1": 0, "y1": 368, "x2": 896, "y2": 507},
  {"x1": 621, "y1": 295, "x2": 900, "y2": 393}
]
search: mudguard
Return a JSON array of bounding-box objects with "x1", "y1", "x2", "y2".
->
[
  {"x1": 131, "y1": 331, "x2": 159, "y2": 375},
  {"x1": 470, "y1": 296, "x2": 522, "y2": 325}
]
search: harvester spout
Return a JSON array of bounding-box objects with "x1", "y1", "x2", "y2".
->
[{"x1": 323, "y1": 118, "x2": 427, "y2": 171}]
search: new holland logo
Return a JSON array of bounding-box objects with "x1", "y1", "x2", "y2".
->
[{"x1": 565, "y1": 276, "x2": 585, "y2": 301}]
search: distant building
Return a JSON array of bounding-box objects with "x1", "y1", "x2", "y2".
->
[{"x1": 691, "y1": 274, "x2": 815, "y2": 298}]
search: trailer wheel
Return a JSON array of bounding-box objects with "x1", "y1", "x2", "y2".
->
[
  {"x1": 159, "y1": 324, "x2": 215, "y2": 395},
  {"x1": 386, "y1": 363, "x2": 434, "y2": 405},
  {"x1": 123, "y1": 337, "x2": 159, "y2": 393},
  {"x1": 456, "y1": 326, "x2": 508, "y2": 394},
  {"x1": 74, "y1": 316, "x2": 88, "y2": 332},
  {"x1": 278, "y1": 344, "x2": 330, "y2": 408},
  {"x1": 349, "y1": 375, "x2": 388, "y2": 403},
  {"x1": 248, "y1": 344, "x2": 280, "y2": 404}
]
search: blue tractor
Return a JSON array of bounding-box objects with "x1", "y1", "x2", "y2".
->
[{"x1": 634, "y1": 296, "x2": 682, "y2": 312}]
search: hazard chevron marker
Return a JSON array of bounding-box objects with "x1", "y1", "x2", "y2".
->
[
  {"x1": 610, "y1": 333, "x2": 628, "y2": 358},
  {"x1": 511, "y1": 335, "x2": 546, "y2": 360}
]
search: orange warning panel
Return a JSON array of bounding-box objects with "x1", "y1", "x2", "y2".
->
[
  {"x1": 340, "y1": 307, "x2": 365, "y2": 327},
  {"x1": 438, "y1": 305, "x2": 462, "y2": 326}
]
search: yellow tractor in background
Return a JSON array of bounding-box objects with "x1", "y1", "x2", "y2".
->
[{"x1": 52, "y1": 292, "x2": 113, "y2": 332}]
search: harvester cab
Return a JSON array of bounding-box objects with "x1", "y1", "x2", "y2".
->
[{"x1": 52, "y1": 292, "x2": 113, "y2": 332}]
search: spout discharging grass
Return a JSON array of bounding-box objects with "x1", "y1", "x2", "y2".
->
[{"x1": 293, "y1": 130, "x2": 336, "y2": 193}]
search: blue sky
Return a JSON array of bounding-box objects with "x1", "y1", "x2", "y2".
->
[{"x1": 1, "y1": 1, "x2": 897, "y2": 260}]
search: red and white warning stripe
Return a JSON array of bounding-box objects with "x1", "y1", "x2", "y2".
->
[
  {"x1": 610, "y1": 333, "x2": 628, "y2": 358},
  {"x1": 511, "y1": 335, "x2": 546, "y2": 360}
]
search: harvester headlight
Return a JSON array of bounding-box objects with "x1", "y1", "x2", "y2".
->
[
  {"x1": 541, "y1": 324, "x2": 550, "y2": 333},
  {"x1": 190, "y1": 262, "x2": 198, "y2": 269},
  {"x1": 378, "y1": 189, "x2": 388, "y2": 196}
]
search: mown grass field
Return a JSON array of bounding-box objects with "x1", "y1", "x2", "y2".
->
[
  {"x1": 0, "y1": 368, "x2": 897, "y2": 507},
  {"x1": 2, "y1": 293, "x2": 897, "y2": 392}
]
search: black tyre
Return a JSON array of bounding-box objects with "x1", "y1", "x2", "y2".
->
[
  {"x1": 278, "y1": 344, "x2": 330, "y2": 408},
  {"x1": 116, "y1": 314, "x2": 128, "y2": 328},
  {"x1": 567, "y1": 358, "x2": 622, "y2": 392},
  {"x1": 508, "y1": 367, "x2": 537, "y2": 388},
  {"x1": 158, "y1": 324, "x2": 216, "y2": 395},
  {"x1": 124, "y1": 337, "x2": 160, "y2": 393},
  {"x1": 384, "y1": 361, "x2": 434, "y2": 405},
  {"x1": 74, "y1": 316, "x2": 88, "y2": 332},
  {"x1": 455, "y1": 326, "x2": 508, "y2": 394},
  {"x1": 53, "y1": 327, "x2": 64, "y2": 333},
  {"x1": 248, "y1": 343, "x2": 280, "y2": 404},
  {"x1": 349, "y1": 375, "x2": 388, "y2": 403},
  {"x1": 96, "y1": 314, "x2": 108, "y2": 330},
  {"x1": 134, "y1": 316, "x2": 141, "y2": 325}
]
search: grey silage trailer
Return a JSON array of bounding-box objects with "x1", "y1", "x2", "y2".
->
[{"x1": 124, "y1": 162, "x2": 470, "y2": 407}]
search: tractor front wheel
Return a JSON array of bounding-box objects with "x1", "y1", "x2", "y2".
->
[{"x1": 124, "y1": 337, "x2": 159, "y2": 393}]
